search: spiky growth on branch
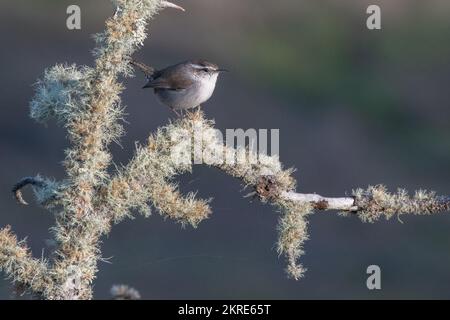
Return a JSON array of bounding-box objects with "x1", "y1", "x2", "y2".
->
[
  {"x1": 110, "y1": 284, "x2": 141, "y2": 300},
  {"x1": 2, "y1": 0, "x2": 449, "y2": 299}
]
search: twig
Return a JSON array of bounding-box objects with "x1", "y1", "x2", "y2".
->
[
  {"x1": 0, "y1": 226, "x2": 53, "y2": 298},
  {"x1": 161, "y1": 1, "x2": 185, "y2": 12},
  {"x1": 281, "y1": 191, "x2": 357, "y2": 211},
  {"x1": 12, "y1": 177, "x2": 45, "y2": 205}
]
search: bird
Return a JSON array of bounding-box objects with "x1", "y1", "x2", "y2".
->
[{"x1": 130, "y1": 59, "x2": 227, "y2": 115}]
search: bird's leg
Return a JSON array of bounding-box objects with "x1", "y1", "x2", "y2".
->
[
  {"x1": 186, "y1": 106, "x2": 202, "y2": 120},
  {"x1": 194, "y1": 105, "x2": 202, "y2": 117},
  {"x1": 170, "y1": 107, "x2": 181, "y2": 117}
]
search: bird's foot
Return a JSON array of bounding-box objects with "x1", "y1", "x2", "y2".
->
[
  {"x1": 185, "y1": 109, "x2": 194, "y2": 119},
  {"x1": 187, "y1": 106, "x2": 204, "y2": 121}
]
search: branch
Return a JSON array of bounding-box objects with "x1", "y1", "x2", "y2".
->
[
  {"x1": 351, "y1": 186, "x2": 450, "y2": 222},
  {"x1": 281, "y1": 191, "x2": 357, "y2": 211},
  {"x1": 101, "y1": 129, "x2": 211, "y2": 227},
  {"x1": 12, "y1": 177, "x2": 45, "y2": 205},
  {"x1": 6, "y1": 0, "x2": 450, "y2": 300},
  {"x1": 102, "y1": 112, "x2": 311, "y2": 278},
  {"x1": 161, "y1": 1, "x2": 185, "y2": 11},
  {"x1": 282, "y1": 186, "x2": 450, "y2": 222},
  {"x1": 23, "y1": 0, "x2": 170, "y2": 300},
  {"x1": 12, "y1": 176, "x2": 62, "y2": 207},
  {"x1": 104, "y1": 112, "x2": 450, "y2": 279},
  {"x1": 110, "y1": 284, "x2": 141, "y2": 300},
  {"x1": 0, "y1": 227, "x2": 53, "y2": 298}
]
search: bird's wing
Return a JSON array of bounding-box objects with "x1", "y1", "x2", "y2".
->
[
  {"x1": 143, "y1": 77, "x2": 174, "y2": 89},
  {"x1": 144, "y1": 67, "x2": 194, "y2": 90}
]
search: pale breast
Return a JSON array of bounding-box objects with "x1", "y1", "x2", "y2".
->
[
  {"x1": 195, "y1": 74, "x2": 218, "y2": 105},
  {"x1": 155, "y1": 74, "x2": 218, "y2": 110}
]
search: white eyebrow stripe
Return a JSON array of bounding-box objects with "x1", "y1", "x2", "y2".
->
[{"x1": 191, "y1": 63, "x2": 213, "y2": 70}]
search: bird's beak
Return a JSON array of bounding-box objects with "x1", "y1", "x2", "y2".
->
[{"x1": 216, "y1": 68, "x2": 229, "y2": 73}]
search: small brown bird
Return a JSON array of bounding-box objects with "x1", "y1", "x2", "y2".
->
[{"x1": 131, "y1": 59, "x2": 227, "y2": 115}]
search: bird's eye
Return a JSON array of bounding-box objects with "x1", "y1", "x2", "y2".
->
[{"x1": 202, "y1": 68, "x2": 209, "y2": 73}]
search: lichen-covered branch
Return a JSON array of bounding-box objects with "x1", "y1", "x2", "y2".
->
[
  {"x1": 0, "y1": 227, "x2": 53, "y2": 298},
  {"x1": 2, "y1": 0, "x2": 450, "y2": 299},
  {"x1": 282, "y1": 186, "x2": 450, "y2": 222},
  {"x1": 102, "y1": 112, "x2": 312, "y2": 278},
  {"x1": 103, "y1": 112, "x2": 450, "y2": 279},
  {"x1": 99, "y1": 118, "x2": 214, "y2": 226},
  {"x1": 352, "y1": 186, "x2": 450, "y2": 222},
  {"x1": 6, "y1": 0, "x2": 181, "y2": 300},
  {"x1": 101, "y1": 135, "x2": 211, "y2": 227},
  {"x1": 110, "y1": 284, "x2": 141, "y2": 300},
  {"x1": 47, "y1": 0, "x2": 170, "y2": 300}
]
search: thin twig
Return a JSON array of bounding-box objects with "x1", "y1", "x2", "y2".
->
[
  {"x1": 12, "y1": 177, "x2": 45, "y2": 205},
  {"x1": 161, "y1": 1, "x2": 185, "y2": 12},
  {"x1": 281, "y1": 191, "x2": 358, "y2": 211}
]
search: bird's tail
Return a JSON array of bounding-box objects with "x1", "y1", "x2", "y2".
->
[{"x1": 130, "y1": 59, "x2": 155, "y2": 78}]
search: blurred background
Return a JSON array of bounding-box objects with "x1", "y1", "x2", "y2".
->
[{"x1": 1, "y1": 0, "x2": 450, "y2": 299}]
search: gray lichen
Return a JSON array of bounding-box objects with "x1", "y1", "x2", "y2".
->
[{"x1": 353, "y1": 185, "x2": 450, "y2": 223}]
